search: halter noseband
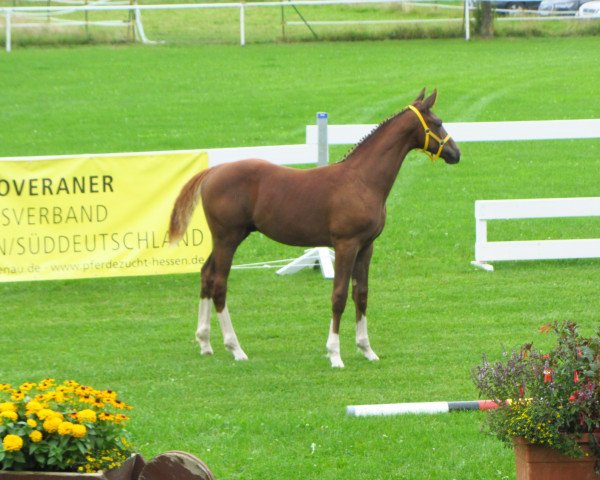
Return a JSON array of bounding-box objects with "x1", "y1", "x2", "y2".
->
[{"x1": 407, "y1": 104, "x2": 451, "y2": 162}]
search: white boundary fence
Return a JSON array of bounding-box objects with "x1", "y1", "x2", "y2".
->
[
  {"x1": 306, "y1": 118, "x2": 600, "y2": 147},
  {"x1": 3, "y1": 0, "x2": 598, "y2": 52}
]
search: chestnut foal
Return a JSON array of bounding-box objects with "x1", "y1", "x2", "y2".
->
[{"x1": 169, "y1": 90, "x2": 460, "y2": 367}]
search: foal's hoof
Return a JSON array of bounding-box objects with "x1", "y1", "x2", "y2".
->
[
  {"x1": 328, "y1": 355, "x2": 345, "y2": 368},
  {"x1": 198, "y1": 343, "x2": 214, "y2": 356},
  {"x1": 360, "y1": 349, "x2": 380, "y2": 362},
  {"x1": 232, "y1": 349, "x2": 248, "y2": 361}
]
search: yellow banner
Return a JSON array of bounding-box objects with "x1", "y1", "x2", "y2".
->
[{"x1": 0, "y1": 152, "x2": 210, "y2": 282}]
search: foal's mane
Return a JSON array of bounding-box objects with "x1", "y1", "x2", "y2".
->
[{"x1": 338, "y1": 106, "x2": 410, "y2": 164}]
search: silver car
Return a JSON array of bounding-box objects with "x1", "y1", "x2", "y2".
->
[
  {"x1": 577, "y1": 0, "x2": 600, "y2": 15},
  {"x1": 538, "y1": 0, "x2": 588, "y2": 13}
]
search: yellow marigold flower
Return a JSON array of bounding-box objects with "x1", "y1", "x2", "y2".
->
[
  {"x1": 76, "y1": 409, "x2": 97, "y2": 423},
  {"x1": 37, "y1": 408, "x2": 53, "y2": 420},
  {"x1": 19, "y1": 382, "x2": 36, "y2": 392},
  {"x1": 43, "y1": 416, "x2": 62, "y2": 433},
  {"x1": 27, "y1": 418, "x2": 38, "y2": 428},
  {"x1": 10, "y1": 391, "x2": 25, "y2": 401},
  {"x1": 38, "y1": 378, "x2": 55, "y2": 391},
  {"x1": 26, "y1": 400, "x2": 44, "y2": 414},
  {"x1": 0, "y1": 402, "x2": 17, "y2": 413},
  {"x1": 114, "y1": 414, "x2": 129, "y2": 424},
  {"x1": 71, "y1": 424, "x2": 87, "y2": 438},
  {"x1": 0, "y1": 384, "x2": 12, "y2": 392},
  {"x1": 29, "y1": 430, "x2": 43, "y2": 443},
  {"x1": 0, "y1": 411, "x2": 18, "y2": 422},
  {"x1": 2, "y1": 434, "x2": 23, "y2": 452},
  {"x1": 58, "y1": 421, "x2": 74, "y2": 436},
  {"x1": 37, "y1": 409, "x2": 63, "y2": 421}
]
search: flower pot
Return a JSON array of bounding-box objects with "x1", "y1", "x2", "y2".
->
[
  {"x1": 513, "y1": 435, "x2": 599, "y2": 480},
  {"x1": 0, "y1": 454, "x2": 145, "y2": 480}
]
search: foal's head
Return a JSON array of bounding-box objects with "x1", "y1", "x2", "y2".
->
[{"x1": 409, "y1": 89, "x2": 460, "y2": 165}]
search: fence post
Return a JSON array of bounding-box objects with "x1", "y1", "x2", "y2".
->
[
  {"x1": 239, "y1": 3, "x2": 245, "y2": 46},
  {"x1": 317, "y1": 112, "x2": 328, "y2": 167},
  {"x1": 464, "y1": 0, "x2": 470, "y2": 40},
  {"x1": 6, "y1": 10, "x2": 11, "y2": 53}
]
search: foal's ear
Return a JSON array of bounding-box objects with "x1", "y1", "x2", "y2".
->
[
  {"x1": 422, "y1": 89, "x2": 438, "y2": 111},
  {"x1": 413, "y1": 88, "x2": 426, "y2": 103}
]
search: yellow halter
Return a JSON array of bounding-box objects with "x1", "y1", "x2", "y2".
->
[{"x1": 407, "y1": 104, "x2": 451, "y2": 162}]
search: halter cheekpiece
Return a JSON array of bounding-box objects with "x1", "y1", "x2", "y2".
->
[{"x1": 407, "y1": 104, "x2": 451, "y2": 162}]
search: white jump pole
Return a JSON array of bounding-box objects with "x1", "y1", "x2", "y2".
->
[{"x1": 347, "y1": 400, "x2": 499, "y2": 417}]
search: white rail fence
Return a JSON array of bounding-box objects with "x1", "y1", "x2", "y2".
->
[
  {"x1": 2, "y1": 0, "x2": 598, "y2": 52},
  {"x1": 471, "y1": 198, "x2": 600, "y2": 272},
  {"x1": 306, "y1": 118, "x2": 600, "y2": 148}
]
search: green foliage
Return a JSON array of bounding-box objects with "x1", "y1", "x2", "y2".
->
[
  {"x1": 473, "y1": 322, "x2": 600, "y2": 459},
  {"x1": 0, "y1": 380, "x2": 134, "y2": 473}
]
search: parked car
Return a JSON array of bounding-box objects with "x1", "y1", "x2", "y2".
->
[
  {"x1": 538, "y1": 0, "x2": 589, "y2": 13},
  {"x1": 577, "y1": 0, "x2": 600, "y2": 15},
  {"x1": 492, "y1": 0, "x2": 542, "y2": 11}
]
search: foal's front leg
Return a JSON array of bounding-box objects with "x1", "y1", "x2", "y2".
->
[
  {"x1": 197, "y1": 255, "x2": 214, "y2": 356},
  {"x1": 327, "y1": 241, "x2": 359, "y2": 368},
  {"x1": 353, "y1": 243, "x2": 379, "y2": 362}
]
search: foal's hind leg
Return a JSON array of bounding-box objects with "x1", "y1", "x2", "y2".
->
[
  {"x1": 327, "y1": 240, "x2": 360, "y2": 368},
  {"x1": 196, "y1": 254, "x2": 215, "y2": 356},
  {"x1": 352, "y1": 243, "x2": 379, "y2": 361},
  {"x1": 211, "y1": 236, "x2": 248, "y2": 361}
]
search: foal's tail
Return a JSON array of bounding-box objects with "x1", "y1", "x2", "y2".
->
[{"x1": 169, "y1": 168, "x2": 212, "y2": 245}]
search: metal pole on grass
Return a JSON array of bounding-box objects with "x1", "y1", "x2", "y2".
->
[
  {"x1": 240, "y1": 3, "x2": 245, "y2": 46},
  {"x1": 464, "y1": 0, "x2": 470, "y2": 40},
  {"x1": 317, "y1": 112, "x2": 328, "y2": 167},
  {"x1": 280, "y1": 3, "x2": 286, "y2": 41},
  {"x1": 6, "y1": 10, "x2": 11, "y2": 53}
]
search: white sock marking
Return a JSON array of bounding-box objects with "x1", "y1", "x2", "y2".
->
[
  {"x1": 196, "y1": 298, "x2": 213, "y2": 355},
  {"x1": 356, "y1": 315, "x2": 379, "y2": 361},
  {"x1": 217, "y1": 304, "x2": 248, "y2": 361},
  {"x1": 326, "y1": 320, "x2": 344, "y2": 368}
]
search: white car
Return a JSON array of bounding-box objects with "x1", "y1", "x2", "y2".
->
[{"x1": 577, "y1": 0, "x2": 600, "y2": 15}]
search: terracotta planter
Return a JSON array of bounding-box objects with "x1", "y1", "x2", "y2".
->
[
  {"x1": 0, "y1": 454, "x2": 145, "y2": 480},
  {"x1": 513, "y1": 434, "x2": 600, "y2": 480}
]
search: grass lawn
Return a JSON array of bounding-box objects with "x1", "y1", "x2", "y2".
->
[{"x1": 1, "y1": 37, "x2": 599, "y2": 479}]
